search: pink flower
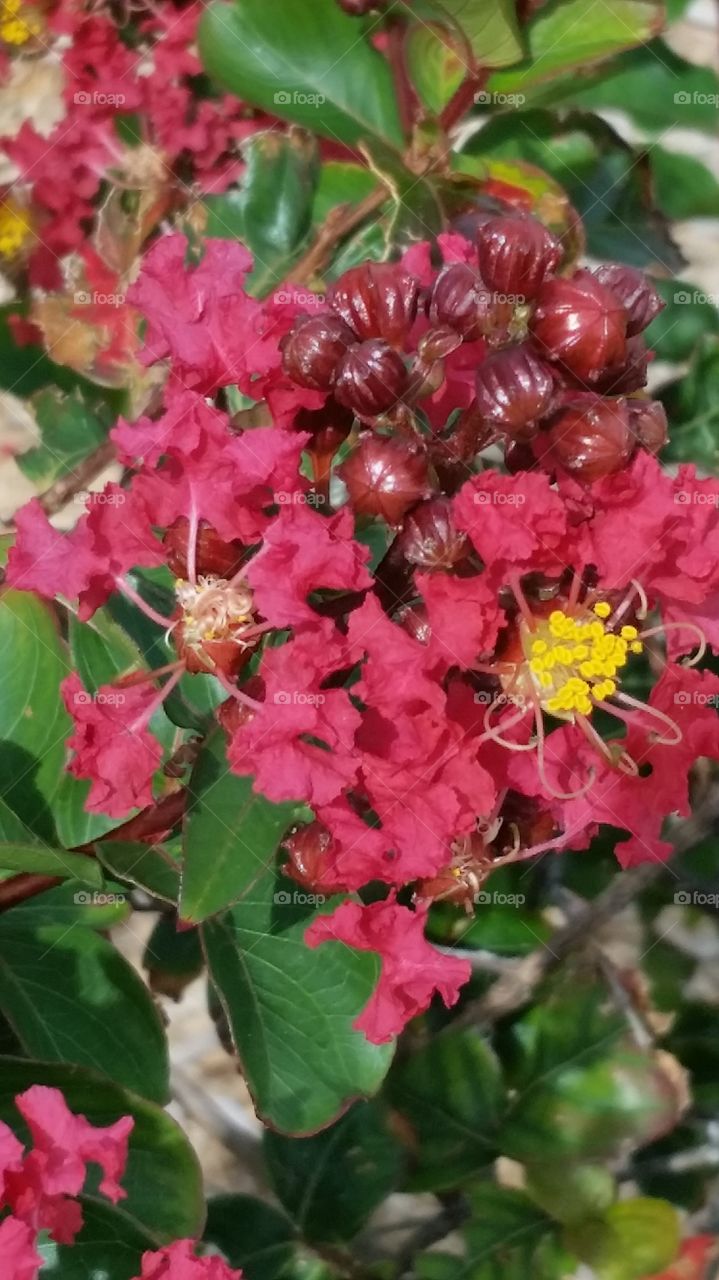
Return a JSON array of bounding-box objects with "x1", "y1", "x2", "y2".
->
[
  {"x1": 453, "y1": 470, "x2": 582, "y2": 586},
  {"x1": 306, "y1": 898, "x2": 471, "y2": 1043},
  {"x1": 246, "y1": 506, "x2": 372, "y2": 628},
  {"x1": 227, "y1": 622, "x2": 360, "y2": 807},
  {"x1": 128, "y1": 235, "x2": 260, "y2": 393},
  {"x1": 131, "y1": 1238, "x2": 242, "y2": 1280},
  {"x1": 416, "y1": 571, "x2": 505, "y2": 670},
  {"x1": 0, "y1": 1217, "x2": 42, "y2": 1280},
  {"x1": 61, "y1": 673, "x2": 165, "y2": 818}
]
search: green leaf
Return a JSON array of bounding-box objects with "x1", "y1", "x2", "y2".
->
[
  {"x1": 651, "y1": 146, "x2": 719, "y2": 220},
  {"x1": 464, "y1": 1185, "x2": 554, "y2": 1274},
  {"x1": 181, "y1": 730, "x2": 299, "y2": 924},
  {"x1": 661, "y1": 337, "x2": 719, "y2": 471},
  {"x1": 264, "y1": 1101, "x2": 402, "y2": 1241},
  {"x1": 487, "y1": 1, "x2": 663, "y2": 98},
  {"x1": 204, "y1": 1195, "x2": 297, "y2": 1280},
  {"x1": 98, "y1": 840, "x2": 180, "y2": 903},
  {"x1": 387, "y1": 1030, "x2": 504, "y2": 1190},
  {"x1": 420, "y1": 0, "x2": 523, "y2": 68},
  {"x1": 547, "y1": 42, "x2": 719, "y2": 134},
  {"x1": 199, "y1": 0, "x2": 404, "y2": 148},
  {"x1": 646, "y1": 280, "x2": 719, "y2": 363},
  {"x1": 0, "y1": 306, "x2": 95, "y2": 398},
  {"x1": 0, "y1": 911, "x2": 170, "y2": 1103},
  {"x1": 202, "y1": 866, "x2": 393, "y2": 1133},
  {"x1": 69, "y1": 608, "x2": 145, "y2": 692},
  {"x1": 361, "y1": 139, "x2": 444, "y2": 243},
  {"x1": 0, "y1": 841, "x2": 102, "y2": 883},
  {"x1": 0, "y1": 1057, "x2": 204, "y2": 1241},
  {"x1": 204, "y1": 129, "x2": 320, "y2": 297},
  {"x1": 404, "y1": 23, "x2": 464, "y2": 114},
  {"x1": 15, "y1": 388, "x2": 110, "y2": 490},
  {"x1": 564, "y1": 1198, "x2": 680, "y2": 1280},
  {"x1": 312, "y1": 162, "x2": 377, "y2": 227},
  {"x1": 36, "y1": 1200, "x2": 156, "y2": 1279}
]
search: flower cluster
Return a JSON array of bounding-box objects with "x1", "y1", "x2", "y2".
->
[
  {"x1": 8, "y1": 212, "x2": 719, "y2": 1045},
  {"x1": 0, "y1": 1085, "x2": 133, "y2": 1277}
]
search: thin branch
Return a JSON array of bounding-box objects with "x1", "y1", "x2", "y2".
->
[
  {"x1": 0, "y1": 873, "x2": 62, "y2": 912},
  {"x1": 286, "y1": 187, "x2": 387, "y2": 285},
  {"x1": 38, "y1": 438, "x2": 117, "y2": 516}
]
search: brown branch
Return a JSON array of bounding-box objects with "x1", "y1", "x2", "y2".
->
[
  {"x1": 286, "y1": 186, "x2": 388, "y2": 285},
  {"x1": 0, "y1": 873, "x2": 62, "y2": 912},
  {"x1": 453, "y1": 785, "x2": 719, "y2": 1029},
  {"x1": 38, "y1": 438, "x2": 117, "y2": 517}
]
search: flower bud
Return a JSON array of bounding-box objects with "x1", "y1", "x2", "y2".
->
[
  {"x1": 593, "y1": 263, "x2": 664, "y2": 336},
  {"x1": 476, "y1": 215, "x2": 561, "y2": 302},
  {"x1": 334, "y1": 339, "x2": 409, "y2": 418},
  {"x1": 429, "y1": 263, "x2": 494, "y2": 341},
  {"x1": 592, "y1": 334, "x2": 649, "y2": 396},
  {"x1": 340, "y1": 434, "x2": 430, "y2": 524},
  {"x1": 328, "y1": 262, "x2": 419, "y2": 348},
  {"x1": 283, "y1": 822, "x2": 334, "y2": 889},
  {"x1": 281, "y1": 312, "x2": 355, "y2": 390},
  {"x1": 474, "y1": 343, "x2": 556, "y2": 439},
  {"x1": 627, "y1": 398, "x2": 668, "y2": 455},
  {"x1": 395, "y1": 497, "x2": 469, "y2": 571},
  {"x1": 547, "y1": 396, "x2": 633, "y2": 481},
  {"x1": 163, "y1": 518, "x2": 245, "y2": 579},
  {"x1": 530, "y1": 270, "x2": 627, "y2": 383}
]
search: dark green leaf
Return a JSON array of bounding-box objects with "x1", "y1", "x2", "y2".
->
[
  {"x1": 563, "y1": 1197, "x2": 680, "y2": 1280},
  {"x1": 433, "y1": 0, "x2": 523, "y2": 68},
  {"x1": 0, "y1": 1057, "x2": 204, "y2": 1241},
  {"x1": 181, "y1": 730, "x2": 300, "y2": 923},
  {"x1": 651, "y1": 146, "x2": 719, "y2": 220},
  {"x1": 486, "y1": 0, "x2": 663, "y2": 98},
  {"x1": 0, "y1": 841, "x2": 102, "y2": 883},
  {"x1": 387, "y1": 1030, "x2": 504, "y2": 1190},
  {"x1": 264, "y1": 1101, "x2": 402, "y2": 1241},
  {"x1": 660, "y1": 336, "x2": 719, "y2": 471},
  {"x1": 199, "y1": 0, "x2": 404, "y2": 148},
  {"x1": 404, "y1": 23, "x2": 465, "y2": 114},
  {"x1": 205, "y1": 1195, "x2": 297, "y2": 1280},
  {"x1": 0, "y1": 911, "x2": 169, "y2": 1103},
  {"x1": 202, "y1": 866, "x2": 393, "y2": 1132},
  {"x1": 464, "y1": 1185, "x2": 553, "y2": 1276},
  {"x1": 36, "y1": 1200, "x2": 156, "y2": 1279},
  {"x1": 98, "y1": 840, "x2": 180, "y2": 903},
  {"x1": 204, "y1": 129, "x2": 320, "y2": 296},
  {"x1": 16, "y1": 388, "x2": 110, "y2": 489},
  {"x1": 143, "y1": 914, "x2": 204, "y2": 990},
  {"x1": 646, "y1": 280, "x2": 719, "y2": 363}
]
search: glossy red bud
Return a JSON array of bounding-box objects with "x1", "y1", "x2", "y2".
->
[
  {"x1": 593, "y1": 263, "x2": 664, "y2": 336},
  {"x1": 395, "y1": 497, "x2": 469, "y2": 571},
  {"x1": 474, "y1": 343, "x2": 556, "y2": 439},
  {"x1": 591, "y1": 334, "x2": 649, "y2": 396},
  {"x1": 327, "y1": 262, "x2": 419, "y2": 348},
  {"x1": 163, "y1": 518, "x2": 245, "y2": 580},
  {"x1": 627, "y1": 398, "x2": 668, "y2": 455},
  {"x1": 281, "y1": 312, "x2": 355, "y2": 390},
  {"x1": 397, "y1": 602, "x2": 432, "y2": 646},
  {"x1": 334, "y1": 339, "x2": 409, "y2": 418},
  {"x1": 429, "y1": 263, "x2": 495, "y2": 341},
  {"x1": 476, "y1": 215, "x2": 561, "y2": 302},
  {"x1": 547, "y1": 396, "x2": 633, "y2": 481},
  {"x1": 282, "y1": 822, "x2": 334, "y2": 890},
  {"x1": 340, "y1": 434, "x2": 430, "y2": 524},
  {"x1": 530, "y1": 270, "x2": 627, "y2": 384}
]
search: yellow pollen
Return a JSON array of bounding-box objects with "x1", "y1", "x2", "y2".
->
[
  {"x1": 521, "y1": 604, "x2": 639, "y2": 720},
  {"x1": 0, "y1": 0, "x2": 41, "y2": 44},
  {"x1": 0, "y1": 200, "x2": 32, "y2": 259}
]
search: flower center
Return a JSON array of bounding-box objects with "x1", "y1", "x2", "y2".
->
[
  {"x1": 0, "y1": 0, "x2": 41, "y2": 45},
  {"x1": 521, "y1": 601, "x2": 643, "y2": 719},
  {"x1": 0, "y1": 200, "x2": 32, "y2": 259},
  {"x1": 175, "y1": 575, "x2": 254, "y2": 648}
]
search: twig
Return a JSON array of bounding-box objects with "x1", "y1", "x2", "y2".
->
[
  {"x1": 38, "y1": 438, "x2": 117, "y2": 516},
  {"x1": 452, "y1": 785, "x2": 719, "y2": 1029},
  {"x1": 0, "y1": 873, "x2": 62, "y2": 912},
  {"x1": 286, "y1": 187, "x2": 388, "y2": 284}
]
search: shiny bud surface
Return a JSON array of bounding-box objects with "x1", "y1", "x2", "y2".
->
[
  {"x1": 328, "y1": 262, "x2": 419, "y2": 348},
  {"x1": 334, "y1": 339, "x2": 409, "y2": 418},
  {"x1": 474, "y1": 343, "x2": 556, "y2": 439},
  {"x1": 593, "y1": 263, "x2": 664, "y2": 336},
  {"x1": 340, "y1": 434, "x2": 430, "y2": 524},
  {"x1": 395, "y1": 497, "x2": 469, "y2": 571},
  {"x1": 477, "y1": 215, "x2": 561, "y2": 302},
  {"x1": 530, "y1": 270, "x2": 627, "y2": 384},
  {"x1": 547, "y1": 396, "x2": 633, "y2": 481},
  {"x1": 281, "y1": 312, "x2": 355, "y2": 390},
  {"x1": 429, "y1": 263, "x2": 494, "y2": 341}
]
